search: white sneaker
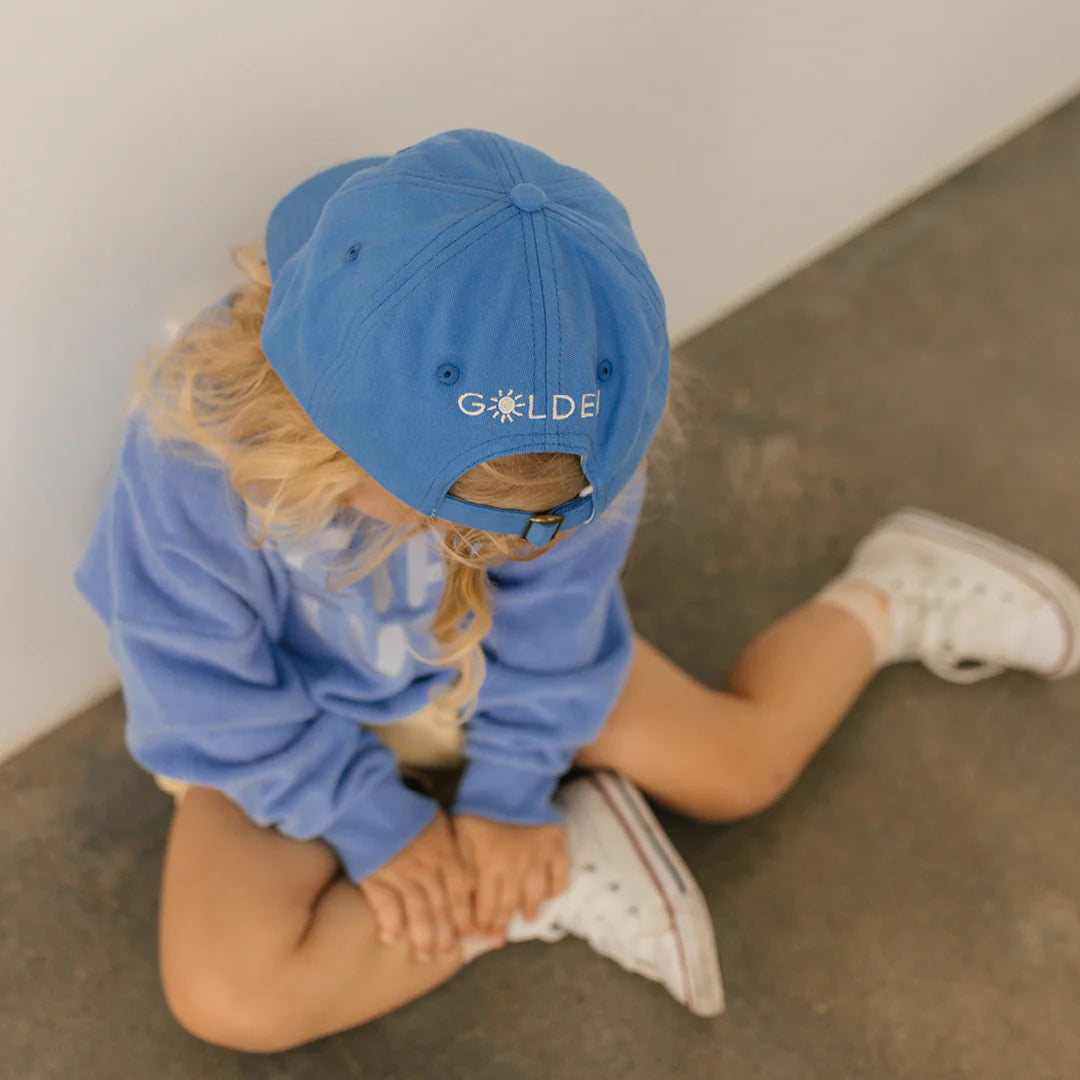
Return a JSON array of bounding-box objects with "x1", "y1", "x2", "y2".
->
[
  {"x1": 505, "y1": 769, "x2": 724, "y2": 1018},
  {"x1": 838, "y1": 507, "x2": 1080, "y2": 683}
]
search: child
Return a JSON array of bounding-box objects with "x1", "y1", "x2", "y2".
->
[{"x1": 75, "y1": 128, "x2": 1080, "y2": 1053}]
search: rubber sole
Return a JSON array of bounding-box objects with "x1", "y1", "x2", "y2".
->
[
  {"x1": 588, "y1": 770, "x2": 725, "y2": 1017},
  {"x1": 874, "y1": 507, "x2": 1080, "y2": 678}
]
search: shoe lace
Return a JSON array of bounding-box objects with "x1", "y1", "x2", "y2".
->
[{"x1": 894, "y1": 576, "x2": 1040, "y2": 683}]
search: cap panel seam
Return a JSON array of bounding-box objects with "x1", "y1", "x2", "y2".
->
[
  {"x1": 304, "y1": 191, "x2": 503, "y2": 417},
  {"x1": 518, "y1": 207, "x2": 551, "y2": 450},
  {"x1": 312, "y1": 204, "x2": 517, "y2": 423},
  {"x1": 271, "y1": 174, "x2": 498, "y2": 287},
  {"x1": 546, "y1": 204, "x2": 665, "y2": 323},
  {"x1": 541, "y1": 208, "x2": 564, "y2": 453},
  {"x1": 476, "y1": 131, "x2": 517, "y2": 186},
  {"x1": 549, "y1": 203, "x2": 665, "y2": 321},
  {"x1": 341, "y1": 171, "x2": 507, "y2": 198},
  {"x1": 488, "y1": 132, "x2": 524, "y2": 185},
  {"x1": 514, "y1": 210, "x2": 542, "y2": 445},
  {"x1": 599, "y1": 364, "x2": 668, "y2": 499}
]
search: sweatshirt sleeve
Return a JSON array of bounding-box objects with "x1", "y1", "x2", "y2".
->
[
  {"x1": 451, "y1": 474, "x2": 645, "y2": 825},
  {"x1": 74, "y1": 413, "x2": 437, "y2": 883}
]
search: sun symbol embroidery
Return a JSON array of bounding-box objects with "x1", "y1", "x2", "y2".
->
[{"x1": 487, "y1": 389, "x2": 525, "y2": 423}]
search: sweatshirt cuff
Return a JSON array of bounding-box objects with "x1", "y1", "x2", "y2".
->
[
  {"x1": 320, "y1": 769, "x2": 440, "y2": 884},
  {"x1": 452, "y1": 757, "x2": 563, "y2": 825}
]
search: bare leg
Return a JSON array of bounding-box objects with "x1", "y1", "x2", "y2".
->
[
  {"x1": 160, "y1": 600, "x2": 879, "y2": 1050},
  {"x1": 159, "y1": 785, "x2": 469, "y2": 1052},
  {"x1": 575, "y1": 600, "x2": 881, "y2": 820}
]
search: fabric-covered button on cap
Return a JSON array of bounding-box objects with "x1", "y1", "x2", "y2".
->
[{"x1": 509, "y1": 182, "x2": 548, "y2": 212}]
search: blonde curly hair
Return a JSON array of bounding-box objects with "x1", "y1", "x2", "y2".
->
[{"x1": 131, "y1": 242, "x2": 681, "y2": 721}]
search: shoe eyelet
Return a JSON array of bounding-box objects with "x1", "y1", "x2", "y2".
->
[
  {"x1": 582, "y1": 863, "x2": 597, "y2": 873},
  {"x1": 608, "y1": 882, "x2": 620, "y2": 891},
  {"x1": 628, "y1": 905, "x2": 639, "y2": 916}
]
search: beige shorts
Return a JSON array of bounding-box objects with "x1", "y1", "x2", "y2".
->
[{"x1": 152, "y1": 700, "x2": 467, "y2": 803}]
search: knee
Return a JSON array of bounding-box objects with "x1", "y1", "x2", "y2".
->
[
  {"x1": 161, "y1": 949, "x2": 304, "y2": 1054},
  {"x1": 684, "y1": 754, "x2": 801, "y2": 824}
]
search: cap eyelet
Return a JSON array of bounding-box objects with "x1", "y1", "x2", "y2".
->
[
  {"x1": 436, "y1": 362, "x2": 460, "y2": 385},
  {"x1": 597, "y1": 358, "x2": 614, "y2": 382},
  {"x1": 345, "y1": 242, "x2": 362, "y2": 261}
]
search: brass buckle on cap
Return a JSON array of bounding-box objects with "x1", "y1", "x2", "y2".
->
[{"x1": 522, "y1": 512, "x2": 564, "y2": 543}]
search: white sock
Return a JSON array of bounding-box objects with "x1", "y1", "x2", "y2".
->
[
  {"x1": 461, "y1": 901, "x2": 571, "y2": 962},
  {"x1": 812, "y1": 577, "x2": 895, "y2": 667}
]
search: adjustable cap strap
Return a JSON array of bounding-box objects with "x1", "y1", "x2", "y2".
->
[{"x1": 436, "y1": 491, "x2": 595, "y2": 544}]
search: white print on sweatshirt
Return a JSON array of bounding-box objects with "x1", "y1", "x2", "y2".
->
[{"x1": 281, "y1": 530, "x2": 446, "y2": 679}]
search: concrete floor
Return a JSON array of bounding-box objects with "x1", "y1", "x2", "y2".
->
[{"x1": 5, "y1": 95, "x2": 1080, "y2": 1079}]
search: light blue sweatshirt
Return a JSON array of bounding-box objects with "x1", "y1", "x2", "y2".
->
[{"x1": 74, "y1": 408, "x2": 643, "y2": 882}]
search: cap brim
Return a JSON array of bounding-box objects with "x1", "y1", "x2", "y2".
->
[{"x1": 265, "y1": 155, "x2": 391, "y2": 280}]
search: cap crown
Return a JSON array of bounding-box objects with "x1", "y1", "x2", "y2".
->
[{"x1": 261, "y1": 128, "x2": 669, "y2": 532}]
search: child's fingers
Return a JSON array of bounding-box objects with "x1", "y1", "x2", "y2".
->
[
  {"x1": 360, "y1": 879, "x2": 404, "y2": 945},
  {"x1": 494, "y1": 876, "x2": 519, "y2": 935},
  {"x1": 424, "y1": 876, "x2": 459, "y2": 956},
  {"x1": 521, "y1": 864, "x2": 549, "y2": 922},
  {"x1": 547, "y1": 846, "x2": 570, "y2": 900},
  {"x1": 440, "y1": 863, "x2": 475, "y2": 939},
  {"x1": 473, "y1": 870, "x2": 502, "y2": 930},
  {"x1": 399, "y1": 881, "x2": 436, "y2": 962}
]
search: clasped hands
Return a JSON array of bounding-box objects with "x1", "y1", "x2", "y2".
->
[{"x1": 358, "y1": 810, "x2": 569, "y2": 962}]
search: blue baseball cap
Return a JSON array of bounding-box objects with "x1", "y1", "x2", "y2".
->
[{"x1": 261, "y1": 128, "x2": 669, "y2": 545}]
